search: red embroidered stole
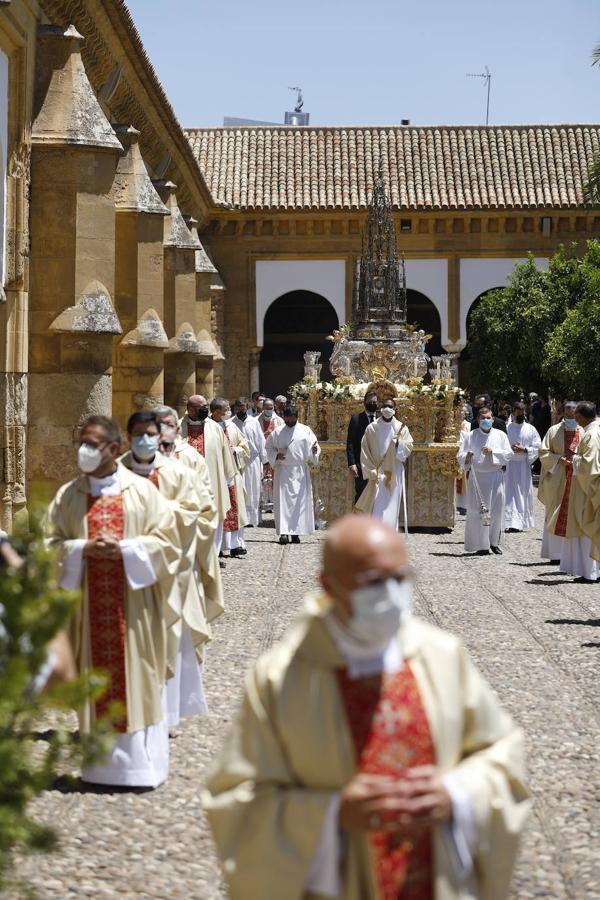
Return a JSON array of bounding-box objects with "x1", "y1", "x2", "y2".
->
[
  {"x1": 187, "y1": 423, "x2": 206, "y2": 457},
  {"x1": 554, "y1": 429, "x2": 580, "y2": 537},
  {"x1": 86, "y1": 495, "x2": 127, "y2": 732},
  {"x1": 336, "y1": 664, "x2": 434, "y2": 900},
  {"x1": 148, "y1": 468, "x2": 160, "y2": 490},
  {"x1": 222, "y1": 427, "x2": 239, "y2": 532},
  {"x1": 261, "y1": 417, "x2": 276, "y2": 437}
]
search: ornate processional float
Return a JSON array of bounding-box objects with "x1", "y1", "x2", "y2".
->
[{"x1": 288, "y1": 173, "x2": 466, "y2": 528}]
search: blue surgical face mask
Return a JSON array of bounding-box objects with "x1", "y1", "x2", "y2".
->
[
  {"x1": 479, "y1": 419, "x2": 493, "y2": 432},
  {"x1": 564, "y1": 417, "x2": 577, "y2": 430},
  {"x1": 132, "y1": 433, "x2": 159, "y2": 461},
  {"x1": 263, "y1": 409, "x2": 274, "y2": 419}
]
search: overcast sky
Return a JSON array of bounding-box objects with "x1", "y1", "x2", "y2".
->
[{"x1": 126, "y1": 0, "x2": 600, "y2": 128}]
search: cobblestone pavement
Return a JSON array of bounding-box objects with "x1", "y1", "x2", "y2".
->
[{"x1": 12, "y1": 500, "x2": 600, "y2": 898}]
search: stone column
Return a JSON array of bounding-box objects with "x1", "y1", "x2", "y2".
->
[
  {"x1": 209, "y1": 274, "x2": 226, "y2": 397},
  {"x1": 187, "y1": 218, "x2": 218, "y2": 399},
  {"x1": 112, "y1": 125, "x2": 168, "y2": 429},
  {"x1": 249, "y1": 347, "x2": 261, "y2": 395},
  {"x1": 28, "y1": 24, "x2": 122, "y2": 501},
  {"x1": 155, "y1": 181, "x2": 200, "y2": 415}
]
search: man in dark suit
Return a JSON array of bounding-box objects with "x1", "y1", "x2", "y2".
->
[
  {"x1": 346, "y1": 390, "x2": 379, "y2": 502},
  {"x1": 471, "y1": 393, "x2": 507, "y2": 433}
]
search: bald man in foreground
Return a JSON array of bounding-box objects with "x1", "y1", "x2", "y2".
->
[{"x1": 204, "y1": 516, "x2": 530, "y2": 900}]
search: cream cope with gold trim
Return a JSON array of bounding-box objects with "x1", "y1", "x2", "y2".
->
[
  {"x1": 173, "y1": 437, "x2": 224, "y2": 624},
  {"x1": 538, "y1": 421, "x2": 584, "y2": 536},
  {"x1": 355, "y1": 417, "x2": 414, "y2": 515},
  {"x1": 573, "y1": 422, "x2": 600, "y2": 560},
  {"x1": 46, "y1": 464, "x2": 181, "y2": 734},
  {"x1": 204, "y1": 594, "x2": 530, "y2": 900},
  {"x1": 180, "y1": 416, "x2": 234, "y2": 521},
  {"x1": 224, "y1": 419, "x2": 250, "y2": 528},
  {"x1": 119, "y1": 451, "x2": 222, "y2": 666}
]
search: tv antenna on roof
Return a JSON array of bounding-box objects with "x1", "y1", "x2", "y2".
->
[
  {"x1": 466, "y1": 66, "x2": 491, "y2": 125},
  {"x1": 288, "y1": 86, "x2": 304, "y2": 113}
]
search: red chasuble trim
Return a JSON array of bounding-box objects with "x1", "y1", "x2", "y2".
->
[
  {"x1": 554, "y1": 430, "x2": 581, "y2": 538},
  {"x1": 336, "y1": 664, "x2": 434, "y2": 900},
  {"x1": 222, "y1": 428, "x2": 240, "y2": 532},
  {"x1": 187, "y1": 423, "x2": 206, "y2": 458},
  {"x1": 86, "y1": 495, "x2": 127, "y2": 732}
]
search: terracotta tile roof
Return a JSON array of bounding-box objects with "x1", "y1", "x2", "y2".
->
[{"x1": 185, "y1": 124, "x2": 600, "y2": 212}]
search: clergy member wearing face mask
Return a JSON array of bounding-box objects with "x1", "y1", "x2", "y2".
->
[
  {"x1": 458, "y1": 406, "x2": 514, "y2": 555},
  {"x1": 537, "y1": 401, "x2": 584, "y2": 563},
  {"x1": 346, "y1": 391, "x2": 380, "y2": 503},
  {"x1": 233, "y1": 398, "x2": 268, "y2": 528},
  {"x1": 204, "y1": 515, "x2": 529, "y2": 900},
  {"x1": 45, "y1": 415, "x2": 181, "y2": 788},
  {"x1": 504, "y1": 401, "x2": 542, "y2": 533},
  {"x1": 556, "y1": 401, "x2": 600, "y2": 583},
  {"x1": 180, "y1": 394, "x2": 235, "y2": 561},
  {"x1": 265, "y1": 404, "x2": 321, "y2": 545},
  {"x1": 120, "y1": 411, "x2": 221, "y2": 729},
  {"x1": 211, "y1": 398, "x2": 250, "y2": 558},
  {"x1": 354, "y1": 399, "x2": 413, "y2": 531}
]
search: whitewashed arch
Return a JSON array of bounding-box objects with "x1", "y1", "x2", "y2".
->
[
  {"x1": 404, "y1": 259, "x2": 448, "y2": 345},
  {"x1": 255, "y1": 260, "x2": 345, "y2": 347},
  {"x1": 459, "y1": 257, "x2": 550, "y2": 345}
]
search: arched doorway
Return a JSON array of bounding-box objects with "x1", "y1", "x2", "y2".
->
[
  {"x1": 459, "y1": 288, "x2": 501, "y2": 389},
  {"x1": 260, "y1": 290, "x2": 339, "y2": 397},
  {"x1": 406, "y1": 289, "x2": 442, "y2": 357}
]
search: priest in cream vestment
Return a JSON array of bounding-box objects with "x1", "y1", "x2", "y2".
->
[
  {"x1": 355, "y1": 401, "x2": 413, "y2": 530},
  {"x1": 120, "y1": 410, "x2": 221, "y2": 728},
  {"x1": 180, "y1": 394, "x2": 234, "y2": 555},
  {"x1": 46, "y1": 415, "x2": 180, "y2": 788},
  {"x1": 537, "y1": 403, "x2": 583, "y2": 562},
  {"x1": 211, "y1": 398, "x2": 251, "y2": 556},
  {"x1": 204, "y1": 516, "x2": 529, "y2": 900},
  {"x1": 558, "y1": 402, "x2": 600, "y2": 581}
]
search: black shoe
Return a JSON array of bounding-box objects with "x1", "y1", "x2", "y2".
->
[
  {"x1": 476, "y1": 549, "x2": 490, "y2": 555},
  {"x1": 504, "y1": 528, "x2": 521, "y2": 534},
  {"x1": 490, "y1": 546, "x2": 503, "y2": 555},
  {"x1": 279, "y1": 535, "x2": 289, "y2": 545},
  {"x1": 291, "y1": 535, "x2": 300, "y2": 544},
  {"x1": 219, "y1": 559, "x2": 226, "y2": 569},
  {"x1": 549, "y1": 559, "x2": 561, "y2": 565},
  {"x1": 231, "y1": 547, "x2": 247, "y2": 558},
  {"x1": 573, "y1": 576, "x2": 600, "y2": 584}
]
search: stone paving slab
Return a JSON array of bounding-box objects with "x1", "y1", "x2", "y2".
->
[{"x1": 10, "y1": 503, "x2": 600, "y2": 898}]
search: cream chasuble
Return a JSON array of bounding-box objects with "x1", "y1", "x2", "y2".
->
[
  {"x1": 119, "y1": 451, "x2": 221, "y2": 661},
  {"x1": 204, "y1": 595, "x2": 530, "y2": 900},
  {"x1": 46, "y1": 464, "x2": 180, "y2": 734},
  {"x1": 538, "y1": 422, "x2": 584, "y2": 538},
  {"x1": 179, "y1": 416, "x2": 234, "y2": 521},
  {"x1": 354, "y1": 418, "x2": 413, "y2": 526},
  {"x1": 224, "y1": 418, "x2": 251, "y2": 528}
]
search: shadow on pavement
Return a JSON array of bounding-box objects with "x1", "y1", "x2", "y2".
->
[
  {"x1": 526, "y1": 579, "x2": 575, "y2": 586},
  {"x1": 581, "y1": 642, "x2": 600, "y2": 648},
  {"x1": 546, "y1": 618, "x2": 600, "y2": 626}
]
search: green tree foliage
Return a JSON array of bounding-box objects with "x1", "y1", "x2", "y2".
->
[
  {"x1": 465, "y1": 243, "x2": 600, "y2": 400},
  {"x1": 0, "y1": 527, "x2": 108, "y2": 892}
]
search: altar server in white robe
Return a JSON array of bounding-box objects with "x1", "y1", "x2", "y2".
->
[
  {"x1": 232, "y1": 397, "x2": 266, "y2": 527},
  {"x1": 121, "y1": 411, "x2": 220, "y2": 728},
  {"x1": 266, "y1": 405, "x2": 320, "y2": 544},
  {"x1": 46, "y1": 415, "x2": 180, "y2": 788},
  {"x1": 354, "y1": 400, "x2": 413, "y2": 531},
  {"x1": 504, "y1": 401, "x2": 542, "y2": 532},
  {"x1": 458, "y1": 407, "x2": 514, "y2": 555}
]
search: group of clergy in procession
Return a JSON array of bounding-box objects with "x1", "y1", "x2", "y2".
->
[
  {"x1": 457, "y1": 395, "x2": 600, "y2": 583},
  {"x1": 41, "y1": 382, "x2": 600, "y2": 898},
  {"x1": 44, "y1": 388, "x2": 323, "y2": 789}
]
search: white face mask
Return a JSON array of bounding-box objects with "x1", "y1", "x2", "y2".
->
[
  {"x1": 346, "y1": 578, "x2": 413, "y2": 646},
  {"x1": 132, "y1": 434, "x2": 159, "y2": 461},
  {"x1": 381, "y1": 407, "x2": 394, "y2": 421},
  {"x1": 78, "y1": 443, "x2": 104, "y2": 474},
  {"x1": 223, "y1": 410, "x2": 232, "y2": 420}
]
